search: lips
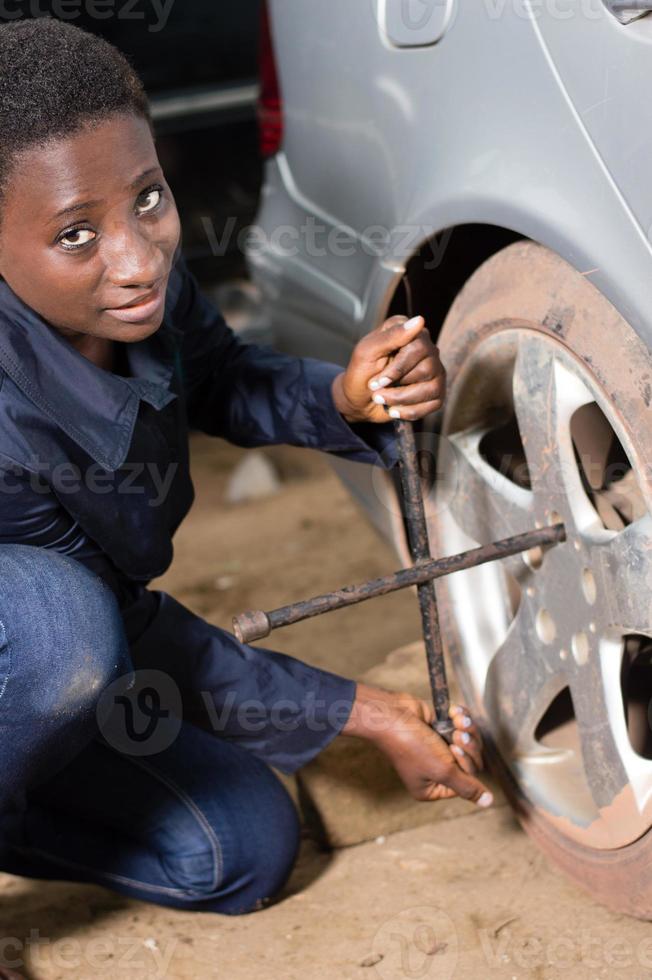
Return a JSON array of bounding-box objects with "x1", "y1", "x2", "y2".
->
[{"x1": 104, "y1": 278, "x2": 167, "y2": 324}]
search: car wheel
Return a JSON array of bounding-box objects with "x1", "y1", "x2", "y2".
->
[{"x1": 432, "y1": 240, "x2": 652, "y2": 918}]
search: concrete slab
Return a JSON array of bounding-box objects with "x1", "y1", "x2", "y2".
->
[{"x1": 2, "y1": 808, "x2": 648, "y2": 979}]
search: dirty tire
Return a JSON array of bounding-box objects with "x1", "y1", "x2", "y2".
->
[{"x1": 433, "y1": 240, "x2": 652, "y2": 920}]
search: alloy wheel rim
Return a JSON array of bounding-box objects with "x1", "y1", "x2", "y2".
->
[{"x1": 435, "y1": 327, "x2": 652, "y2": 849}]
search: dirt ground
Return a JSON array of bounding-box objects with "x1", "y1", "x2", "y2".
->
[{"x1": 2, "y1": 435, "x2": 652, "y2": 980}]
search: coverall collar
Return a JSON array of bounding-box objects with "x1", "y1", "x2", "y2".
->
[{"x1": 0, "y1": 277, "x2": 182, "y2": 472}]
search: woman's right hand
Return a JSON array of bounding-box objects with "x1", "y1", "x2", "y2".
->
[{"x1": 341, "y1": 682, "x2": 493, "y2": 807}]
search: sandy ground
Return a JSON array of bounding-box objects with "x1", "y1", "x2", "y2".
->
[{"x1": 2, "y1": 435, "x2": 651, "y2": 979}]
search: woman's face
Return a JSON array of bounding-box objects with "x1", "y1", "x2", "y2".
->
[{"x1": 0, "y1": 112, "x2": 181, "y2": 345}]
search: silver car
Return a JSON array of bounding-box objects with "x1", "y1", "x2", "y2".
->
[{"x1": 249, "y1": 0, "x2": 652, "y2": 918}]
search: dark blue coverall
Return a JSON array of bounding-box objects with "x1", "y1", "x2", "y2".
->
[{"x1": 0, "y1": 250, "x2": 400, "y2": 912}]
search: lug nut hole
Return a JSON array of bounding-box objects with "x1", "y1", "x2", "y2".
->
[
  {"x1": 525, "y1": 546, "x2": 544, "y2": 570},
  {"x1": 536, "y1": 609, "x2": 557, "y2": 645},
  {"x1": 572, "y1": 632, "x2": 590, "y2": 666},
  {"x1": 582, "y1": 569, "x2": 597, "y2": 605}
]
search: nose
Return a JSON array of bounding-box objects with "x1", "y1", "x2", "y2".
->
[{"x1": 101, "y1": 217, "x2": 167, "y2": 289}]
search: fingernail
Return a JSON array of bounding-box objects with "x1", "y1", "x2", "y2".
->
[
  {"x1": 403, "y1": 315, "x2": 424, "y2": 331},
  {"x1": 369, "y1": 379, "x2": 380, "y2": 391},
  {"x1": 372, "y1": 393, "x2": 386, "y2": 406},
  {"x1": 451, "y1": 745, "x2": 464, "y2": 757},
  {"x1": 461, "y1": 732, "x2": 471, "y2": 745},
  {"x1": 462, "y1": 715, "x2": 472, "y2": 728},
  {"x1": 477, "y1": 792, "x2": 494, "y2": 809},
  {"x1": 388, "y1": 408, "x2": 401, "y2": 419},
  {"x1": 376, "y1": 376, "x2": 392, "y2": 389},
  {"x1": 450, "y1": 705, "x2": 462, "y2": 716}
]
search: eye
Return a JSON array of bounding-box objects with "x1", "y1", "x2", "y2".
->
[
  {"x1": 136, "y1": 185, "x2": 163, "y2": 215},
  {"x1": 57, "y1": 228, "x2": 96, "y2": 251}
]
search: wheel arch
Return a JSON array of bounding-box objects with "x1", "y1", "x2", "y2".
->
[{"x1": 384, "y1": 223, "x2": 526, "y2": 345}]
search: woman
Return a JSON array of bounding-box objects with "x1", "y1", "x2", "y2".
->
[{"x1": 0, "y1": 18, "x2": 491, "y2": 923}]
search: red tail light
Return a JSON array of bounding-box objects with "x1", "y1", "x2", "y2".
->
[{"x1": 258, "y1": 2, "x2": 283, "y2": 157}]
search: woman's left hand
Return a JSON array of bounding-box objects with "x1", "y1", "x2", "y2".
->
[
  {"x1": 341, "y1": 683, "x2": 492, "y2": 806},
  {"x1": 331, "y1": 314, "x2": 446, "y2": 424}
]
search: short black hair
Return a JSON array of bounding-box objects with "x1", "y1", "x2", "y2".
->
[{"x1": 0, "y1": 18, "x2": 151, "y2": 203}]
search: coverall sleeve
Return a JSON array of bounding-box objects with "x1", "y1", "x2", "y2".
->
[
  {"x1": 172, "y1": 254, "x2": 399, "y2": 469},
  {"x1": 126, "y1": 589, "x2": 358, "y2": 775},
  {"x1": 0, "y1": 464, "x2": 358, "y2": 774}
]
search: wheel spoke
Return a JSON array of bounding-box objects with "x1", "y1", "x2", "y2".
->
[
  {"x1": 443, "y1": 429, "x2": 534, "y2": 545},
  {"x1": 568, "y1": 645, "x2": 630, "y2": 810},
  {"x1": 512, "y1": 336, "x2": 593, "y2": 513},
  {"x1": 592, "y1": 515, "x2": 652, "y2": 634},
  {"x1": 484, "y1": 599, "x2": 566, "y2": 755}
]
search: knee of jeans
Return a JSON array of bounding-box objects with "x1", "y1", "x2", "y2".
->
[
  {"x1": 162, "y1": 778, "x2": 301, "y2": 912},
  {"x1": 0, "y1": 544, "x2": 130, "y2": 714},
  {"x1": 230, "y1": 796, "x2": 302, "y2": 914}
]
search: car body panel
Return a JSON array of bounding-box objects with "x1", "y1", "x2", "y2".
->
[
  {"x1": 250, "y1": 1, "x2": 652, "y2": 360},
  {"x1": 248, "y1": 0, "x2": 652, "y2": 552}
]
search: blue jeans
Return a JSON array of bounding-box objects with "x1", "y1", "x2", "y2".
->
[{"x1": 0, "y1": 545, "x2": 301, "y2": 915}]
